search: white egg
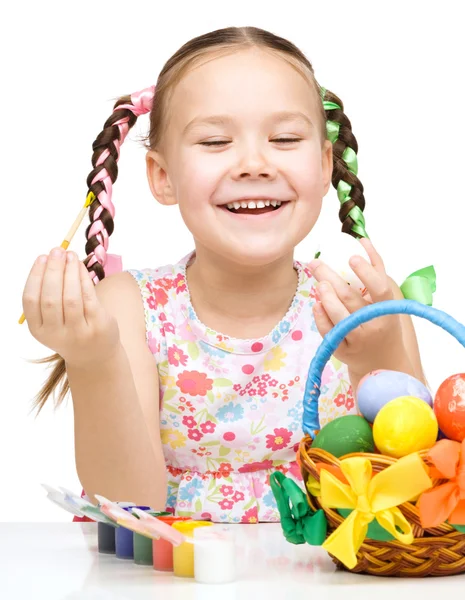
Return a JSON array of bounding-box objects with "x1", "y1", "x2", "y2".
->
[{"x1": 315, "y1": 233, "x2": 371, "y2": 294}]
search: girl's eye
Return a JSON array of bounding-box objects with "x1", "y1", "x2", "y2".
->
[
  {"x1": 272, "y1": 137, "x2": 302, "y2": 144},
  {"x1": 199, "y1": 140, "x2": 230, "y2": 146}
]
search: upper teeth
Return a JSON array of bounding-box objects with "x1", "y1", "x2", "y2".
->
[{"x1": 226, "y1": 200, "x2": 282, "y2": 210}]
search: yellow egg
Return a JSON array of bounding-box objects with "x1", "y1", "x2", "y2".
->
[{"x1": 373, "y1": 395, "x2": 438, "y2": 458}]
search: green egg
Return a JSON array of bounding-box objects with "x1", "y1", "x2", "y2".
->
[{"x1": 312, "y1": 415, "x2": 374, "y2": 457}]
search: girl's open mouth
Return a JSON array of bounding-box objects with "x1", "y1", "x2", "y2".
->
[{"x1": 222, "y1": 199, "x2": 287, "y2": 216}]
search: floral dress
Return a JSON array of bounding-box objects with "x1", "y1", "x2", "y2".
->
[{"x1": 127, "y1": 252, "x2": 356, "y2": 524}]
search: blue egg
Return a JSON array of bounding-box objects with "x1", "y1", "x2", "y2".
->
[{"x1": 357, "y1": 369, "x2": 433, "y2": 423}]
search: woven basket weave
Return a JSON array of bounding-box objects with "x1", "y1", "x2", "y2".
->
[{"x1": 299, "y1": 299, "x2": 465, "y2": 577}]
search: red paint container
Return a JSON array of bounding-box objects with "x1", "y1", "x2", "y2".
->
[{"x1": 152, "y1": 516, "x2": 191, "y2": 571}]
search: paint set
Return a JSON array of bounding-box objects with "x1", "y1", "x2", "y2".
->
[{"x1": 42, "y1": 485, "x2": 237, "y2": 584}]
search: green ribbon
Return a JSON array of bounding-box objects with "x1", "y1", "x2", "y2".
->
[
  {"x1": 451, "y1": 523, "x2": 465, "y2": 534},
  {"x1": 400, "y1": 265, "x2": 436, "y2": 306},
  {"x1": 320, "y1": 87, "x2": 368, "y2": 239},
  {"x1": 337, "y1": 509, "x2": 396, "y2": 541},
  {"x1": 326, "y1": 120, "x2": 340, "y2": 144},
  {"x1": 270, "y1": 472, "x2": 327, "y2": 545}
]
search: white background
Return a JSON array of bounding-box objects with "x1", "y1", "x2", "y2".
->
[{"x1": 1, "y1": 0, "x2": 464, "y2": 521}]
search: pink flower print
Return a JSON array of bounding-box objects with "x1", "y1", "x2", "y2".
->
[
  {"x1": 345, "y1": 392, "x2": 355, "y2": 411},
  {"x1": 289, "y1": 461, "x2": 303, "y2": 481},
  {"x1": 178, "y1": 318, "x2": 196, "y2": 341},
  {"x1": 177, "y1": 371, "x2": 213, "y2": 396},
  {"x1": 173, "y1": 272, "x2": 187, "y2": 293},
  {"x1": 238, "y1": 460, "x2": 273, "y2": 473},
  {"x1": 334, "y1": 393, "x2": 345, "y2": 407},
  {"x1": 147, "y1": 331, "x2": 158, "y2": 355},
  {"x1": 168, "y1": 345, "x2": 188, "y2": 367},
  {"x1": 257, "y1": 381, "x2": 267, "y2": 389},
  {"x1": 263, "y1": 412, "x2": 284, "y2": 429},
  {"x1": 321, "y1": 364, "x2": 333, "y2": 388},
  {"x1": 188, "y1": 429, "x2": 203, "y2": 442},
  {"x1": 200, "y1": 420, "x2": 216, "y2": 434},
  {"x1": 269, "y1": 379, "x2": 278, "y2": 387},
  {"x1": 220, "y1": 485, "x2": 234, "y2": 497},
  {"x1": 233, "y1": 384, "x2": 242, "y2": 392},
  {"x1": 266, "y1": 428, "x2": 292, "y2": 451},
  {"x1": 258, "y1": 388, "x2": 267, "y2": 397},
  {"x1": 245, "y1": 382, "x2": 252, "y2": 390},
  {"x1": 159, "y1": 313, "x2": 167, "y2": 322},
  {"x1": 149, "y1": 287, "x2": 168, "y2": 308},
  {"x1": 158, "y1": 277, "x2": 173, "y2": 291},
  {"x1": 262, "y1": 374, "x2": 271, "y2": 382},
  {"x1": 241, "y1": 506, "x2": 258, "y2": 524},
  {"x1": 249, "y1": 478, "x2": 265, "y2": 499},
  {"x1": 232, "y1": 491, "x2": 245, "y2": 503},
  {"x1": 253, "y1": 376, "x2": 260, "y2": 384},
  {"x1": 211, "y1": 463, "x2": 234, "y2": 479},
  {"x1": 248, "y1": 389, "x2": 257, "y2": 396},
  {"x1": 182, "y1": 416, "x2": 197, "y2": 429},
  {"x1": 274, "y1": 464, "x2": 289, "y2": 475},
  {"x1": 239, "y1": 390, "x2": 247, "y2": 396},
  {"x1": 219, "y1": 499, "x2": 234, "y2": 511},
  {"x1": 164, "y1": 322, "x2": 175, "y2": 334}
]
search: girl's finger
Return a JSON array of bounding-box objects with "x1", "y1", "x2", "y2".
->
[
  {"x1": 317, "y1": 281, "x2": 352, "y2": 324},
  {"x1": 40, "y1": 247, "x2": 66, "y2": 328},
  {"x1": 79, "y1": 260, "x2": 100, "y2": 324},
  {"x1": 312, "y1": 301, "x2": 338, "y2": 339},
  {"x1": 318, "y1": 281, "x2": 364, "y2": 346},
  {"x1": 349, "y1": 255, "x2": 393, "y2": 303},
  {"x1": 22, "y1": 255, "x2": 48, "y2": 329},
  {"x1": 359, "y1": 238, "x2": 386, "y2": 275},
  {"x1": 310, "y1": 259, "x2": 365, "y2": 313},
  {"x1": 63, "y1": 252, "x2": 84, "y2": 326}
]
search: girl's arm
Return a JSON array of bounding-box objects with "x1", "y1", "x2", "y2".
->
[{"x1": 67, "y1": 272, "x2": 167, "y2": 509}]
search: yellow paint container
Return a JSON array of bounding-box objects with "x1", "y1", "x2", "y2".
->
[{"x1": 172, "y1": 520, "x2": 213, "y2": 578}]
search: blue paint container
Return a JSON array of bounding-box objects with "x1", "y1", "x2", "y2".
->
[{"x1": 115, "y1": 505, "x2": 151, "y2": 560}]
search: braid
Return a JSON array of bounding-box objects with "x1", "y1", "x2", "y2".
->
[
  {"x1": 321, "y1": 88, "x2": 368, "y2": 239},
  {"x1": 31, "y1": 87, "x2": 155, "y2": 413},
  {"x1": 83, "y1": 96, "x2": 141, "y2": 283}
]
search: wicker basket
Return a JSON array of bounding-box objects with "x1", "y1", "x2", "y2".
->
[{"x1": 298, "y1": 299, "x2": 465, "y2": 577}]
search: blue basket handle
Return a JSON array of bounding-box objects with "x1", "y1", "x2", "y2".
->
[{"x1": 302, "y1": 299, "x2": 465, "y2": 437}]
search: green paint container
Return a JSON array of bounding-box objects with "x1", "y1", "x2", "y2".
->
[{"x1": 133, "y1": 511, "x2": 171, "y2": 566}]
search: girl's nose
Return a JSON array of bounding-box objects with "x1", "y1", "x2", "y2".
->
[{"x1": 231, "y1": 147, "x2": 277, "y2": 180}]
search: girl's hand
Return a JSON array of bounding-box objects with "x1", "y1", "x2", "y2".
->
[
  {"x1": 309, "y1": 238, "x2": 407, "y2": 378},
  {"x1": 22, "y1": 247, "x2": 121, "y2": 368}
]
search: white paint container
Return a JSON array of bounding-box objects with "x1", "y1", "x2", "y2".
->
[{"x1": 194, "y1": 526, "x2": 236, "y2": 584}]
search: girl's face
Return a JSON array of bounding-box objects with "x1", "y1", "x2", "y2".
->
[{"x1": 147, "y1": 48, "x2": 332, "y2": 267}]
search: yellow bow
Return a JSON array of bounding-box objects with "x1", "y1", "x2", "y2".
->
[{"x1": 320, "y1": 453, "x2": 432, "y2": 569}]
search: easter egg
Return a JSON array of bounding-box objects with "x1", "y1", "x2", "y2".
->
[
  {"x1": 434, "y1": 374, "x2": 465, "y2": 442},
  {"x1": 373, "y1": 396, "x2": 438, "y2": 458},
  {"x1": 314, "y1": 233, "x2": 371, "y2": 294},
  {"x1": 357, "y1": 369, "x2": 433, "y2": 423},
  {"x1": 312, "y1": 415, "x2": 374, "y2": 457}
]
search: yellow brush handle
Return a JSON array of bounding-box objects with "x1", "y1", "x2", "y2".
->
[{"x1": 19, "y1": 194, "x2": 95, "y2": 324}]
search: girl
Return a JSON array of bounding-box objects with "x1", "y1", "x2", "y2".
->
[{"x1": 22, "y1": 26, "x2": 424, "y2": 524}]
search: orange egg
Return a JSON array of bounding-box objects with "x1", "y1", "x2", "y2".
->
[{"x1": 434, "y1": 374, "x2": 465, "y2": 442}]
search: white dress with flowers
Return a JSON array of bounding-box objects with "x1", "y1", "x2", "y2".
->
[{"x1": 127, "y1": 253, "x2": 356, "y2": 523}]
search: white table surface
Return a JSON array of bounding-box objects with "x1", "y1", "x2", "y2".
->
[{"x1": 1, "y1": 522, "x2": 464, "y2": 599}]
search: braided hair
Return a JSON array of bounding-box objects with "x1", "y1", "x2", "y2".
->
[
  {"x1": 321, "y1": 88, "x2": 367, "y2": 239},
  {"x1": 32, "y1": 26, "x2": 366, "y2": 412}
]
